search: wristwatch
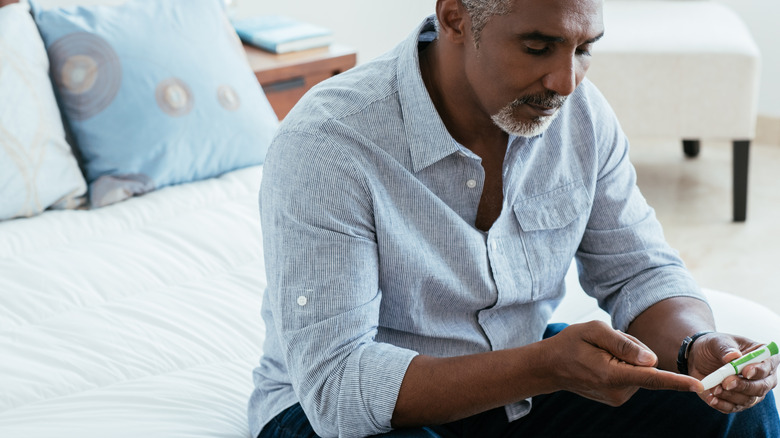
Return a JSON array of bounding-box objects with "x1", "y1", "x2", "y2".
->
[{"x1": 677, "y1": 331, "x2": 714, "y2": 375}]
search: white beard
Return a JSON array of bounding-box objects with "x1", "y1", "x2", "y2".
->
[{"x1": 491, "y1": 96, "x2": 565, "y2": 138}]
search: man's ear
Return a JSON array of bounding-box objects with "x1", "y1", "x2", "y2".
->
[{"x1": 436, "y1": 0, "x2": 468, "y2": 44}]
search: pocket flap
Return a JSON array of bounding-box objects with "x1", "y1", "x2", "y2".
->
[{"x1": 513, "y1": 182, "x2": 590, "y2": 231}]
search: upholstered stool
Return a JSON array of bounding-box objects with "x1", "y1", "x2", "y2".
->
[{"x1": 586, "y1": 1, "x2": 761, "y2": 222}]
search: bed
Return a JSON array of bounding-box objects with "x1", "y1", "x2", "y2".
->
[
  {"x1": 1, "y1": 1, "x2": 779, "y2": 437},
  {"x1": 0, "y1": 166, "x2": 267, "y2": 437},
  {"x1": 1, "y1": 1, "x2": 274, "y2": 435}
]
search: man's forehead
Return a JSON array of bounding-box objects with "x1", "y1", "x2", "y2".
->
[
  {"x1": 500, "y1": 0, "x2": 604, "y2": 37},
  {"x1": 503, "y1": 0, "x2": 604, "y2": 15}
]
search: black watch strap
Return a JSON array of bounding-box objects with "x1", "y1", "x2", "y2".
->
[{"x1": 677, "y1": 331, "x2": 714, "y2": 375}]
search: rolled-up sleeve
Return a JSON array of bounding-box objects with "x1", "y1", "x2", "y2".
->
[
  {"x1": 575, "y1": 98, "x2": 708, "y2": 332},
  {"x1": 260, "y1": 131, "x2": 418, "y2": 438}
]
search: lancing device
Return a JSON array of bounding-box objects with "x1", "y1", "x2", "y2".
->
[{"x1": 701, "y1": 341, "x2": 779, "y2": 391}]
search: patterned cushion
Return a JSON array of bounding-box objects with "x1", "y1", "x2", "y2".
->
[
  {"x1": 0, "y1": 2, "x2": 87, "y2": 220},
  {"x1": 30, "y1": 0, "x2": 278, "y2": 207}
]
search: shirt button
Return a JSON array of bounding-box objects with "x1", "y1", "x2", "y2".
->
[
  {"x1": 296, "y1": 296, "x2": 308, "y2": 306},
  {"x1": 490, "y1": 241, "x2": 498, "y2": 251},
  {"x1": 466, "y1": 179, "x2": 477, "y2": 188}
]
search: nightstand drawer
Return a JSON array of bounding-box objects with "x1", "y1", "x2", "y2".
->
[{"x1": 244, "y1": 43, "x2": 356, "y2": 119}]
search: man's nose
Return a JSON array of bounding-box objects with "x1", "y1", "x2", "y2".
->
[{"x1": 542, "y1": 55, "x2": 579, "y2": 97}]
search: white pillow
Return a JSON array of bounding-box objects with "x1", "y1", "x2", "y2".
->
[{"x1": 0, "y1": 2, "x2": 87, "y2": 221}]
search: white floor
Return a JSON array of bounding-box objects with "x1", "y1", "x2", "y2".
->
[{"x1": 629, "y1": 138, "x2": 780, "y2": 314}]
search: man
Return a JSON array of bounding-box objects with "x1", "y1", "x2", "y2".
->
[{"x1": 249, "y1": 0, "x2": 780, "y2": 436}]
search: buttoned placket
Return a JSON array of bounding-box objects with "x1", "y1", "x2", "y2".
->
[
  {"x1": 451, "y1": 145, "x2": 485, "y2": 228},
  {"x1": 481, "y1": 135, "x2": 524, "y2": 320}
]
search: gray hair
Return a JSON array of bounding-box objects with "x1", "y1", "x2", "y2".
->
[{"x1": 459, "y1": 0, "x2": 514, "y2": 46}]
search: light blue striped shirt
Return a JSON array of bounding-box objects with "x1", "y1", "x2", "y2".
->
[{"x1": 249, "y1": 16, "x2": 704, "y2": 438}]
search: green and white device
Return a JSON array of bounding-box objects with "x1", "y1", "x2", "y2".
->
[{"x1": 701, "y1": 341, "x2": 779, "y2": 391}]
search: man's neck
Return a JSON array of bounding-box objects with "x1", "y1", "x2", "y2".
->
[{"x1": 419, "y1": 40, "x2": 507, "y2": 156}]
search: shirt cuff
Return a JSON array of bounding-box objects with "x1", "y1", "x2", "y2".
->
[
  {"x1": 610, "y1": 266, "x2": 708, "y2": 332},
  {"x1": 338, "y1": 342, "x2": 418, "y2": 437}
]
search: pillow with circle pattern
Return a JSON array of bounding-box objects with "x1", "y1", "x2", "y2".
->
[
  {"x1": 0, "y1": 2, "x2": 87, "y2": 220},
  {"x1": 30, "y1": 0, "x2": 279, "y2": 207}
]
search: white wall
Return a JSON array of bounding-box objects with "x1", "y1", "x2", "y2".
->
[
  {"x1": 715, "y1": 0, "x2": 780, "y2": 119},
  {"x1": 235, "y1": 0, "x2": 437, "y2": 65},
  {"x1": 29, "y1": 0, "x2": 780, "y2": 118}
]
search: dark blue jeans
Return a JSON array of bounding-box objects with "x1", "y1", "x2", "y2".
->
[{"x1": 259, "y1": 324, "x2": 780, "y2": 438}]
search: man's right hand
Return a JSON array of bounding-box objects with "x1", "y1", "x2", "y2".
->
[
  {"x1": 538, "y1": 321, "x2": 703, "y2": 406},
  {"x1": 393, "y1": 320, "x2": 703, "y2": 428}
]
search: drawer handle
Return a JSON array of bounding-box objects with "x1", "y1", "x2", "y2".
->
[{"x1": 263, "y1": 77, "x2": 306, "y2": 93}]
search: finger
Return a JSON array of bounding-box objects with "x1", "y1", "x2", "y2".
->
[
  {"x1": 614, "y1": 362, "x2": 702, "y2": 392},
  {"x1": 709, "y1": 394, "x2": 763, "y2": 414},
  {"x1": 688, "y1": 334, "x2": 735, "y2": 378},
  {"x1": 741, "y1": 354, "x2": 780, "y2": 380},
  {"x1": 715, "y1": 374, "x2": 775, "y2": 402},
  {"x1": 618, "y1": 332, "x2": 658, "y2": 367},
  {"x1": 706, "y1": 393, "x2": 740, "y2": 414},
  {"x1": 690, "y1": 335, "x2": 767, "y2": 379},
  {"x1": 586, "y1": 324, "x2": 657, "y2": 367},
  {"x1": 710, "y1": 382, "x2": 757, "y2": 407},
  {"x1": 747, "y1": 396, "x2": 763, "y2": 409},
  {"x1": 721, "y1": 347, "x2": 743, "y2": 363}
]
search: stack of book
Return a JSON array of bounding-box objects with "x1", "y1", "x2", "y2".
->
[{"x1": 232, "y1": 15, "x2": 334, "y2": 54}]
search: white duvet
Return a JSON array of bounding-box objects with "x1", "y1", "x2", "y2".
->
[
  {"x1": 0, "y1": 166, "x2": 266, "y2": 438},
  {"x1": 2, "y1": 165, "x2": 779, "y2": 437}
]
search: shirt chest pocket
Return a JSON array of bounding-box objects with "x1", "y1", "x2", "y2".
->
[{"x1": 512, "y1": 182, "x2": 591, "y2": 300}]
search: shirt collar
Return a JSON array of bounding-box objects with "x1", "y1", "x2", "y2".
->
[{"x1": 397, "y1": 15, "x2": 461, "y2": 173}]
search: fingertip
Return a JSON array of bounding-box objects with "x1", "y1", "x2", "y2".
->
[
  {"x1": 709, "y1": 396, "x2": 719, "y2": 407},
  {"x1": 723, "y1": 348, "x2": 742, "y2": 362},
  {"x1": 637, "y1": 349, "x2": 657, "y2": 366}
]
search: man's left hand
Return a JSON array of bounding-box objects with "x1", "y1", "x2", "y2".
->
[{"x1": 688, "y1": 332, "x2": 779, "y2": 414}]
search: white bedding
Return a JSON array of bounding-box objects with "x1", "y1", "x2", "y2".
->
[
  {"x1": 2, "y1": 164, "x2": 778, "y2": 437},
  {"x1": 0, "y1": 166, "x2": 266, "y2": 438}
]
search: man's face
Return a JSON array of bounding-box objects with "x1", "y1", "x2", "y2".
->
[{"x1": 461, "y1": 0, "x2": 604, "y2": 137}]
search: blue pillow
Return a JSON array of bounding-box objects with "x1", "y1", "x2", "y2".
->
[{"x1": 30, "y1": 0, "x2": 278, "y2": 207}]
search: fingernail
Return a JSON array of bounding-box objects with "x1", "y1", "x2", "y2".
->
[
  {"x1": 638, "y1": 349, "x2": 656, "y2": 364},
  {"x1": 746, "y1": 369, "x2": 756, "y2": 379},
  {"x1": 710, "y1": 398, "x2": 719, "y2": 407},
  {"x1": 726, "y1": 380, "x2": 738, "y2": 391},
  {"x1": 714, "y1": 386, "x2": 722, "y2": 396}
]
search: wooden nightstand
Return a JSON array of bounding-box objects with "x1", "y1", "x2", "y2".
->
[{"x1": 244, "y1": 44, "x2": 357, "y2": 120}]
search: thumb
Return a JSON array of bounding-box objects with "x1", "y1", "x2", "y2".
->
[
  {"x1": 619, "y1": 332, "x2": 658, "y2": 366},
  {"x1": 722, "y1": 347, "x2": 742, "y2": 364},
  {"x1": 714, "y1": 336, "x2": 744, "y2": 364},
  {"x1": 589, "y1": 325, "x2": 657, "y2": 366}
]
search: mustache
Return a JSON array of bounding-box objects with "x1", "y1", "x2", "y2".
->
[{"x1": 512, "y1": 91, "x2": 567, "y2": 109}]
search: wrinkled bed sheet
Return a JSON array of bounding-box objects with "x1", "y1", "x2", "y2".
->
[{"x1": 0, "y1": 166, "x2": 266, "y2": 438}]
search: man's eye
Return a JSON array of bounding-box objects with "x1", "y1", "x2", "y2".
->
[
  {"x1": 526, "y1": 46, "x2": 549, "y2": 55},
  {"x1": 576, "y1": 45, "x2": 593, "y2": 56}
]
